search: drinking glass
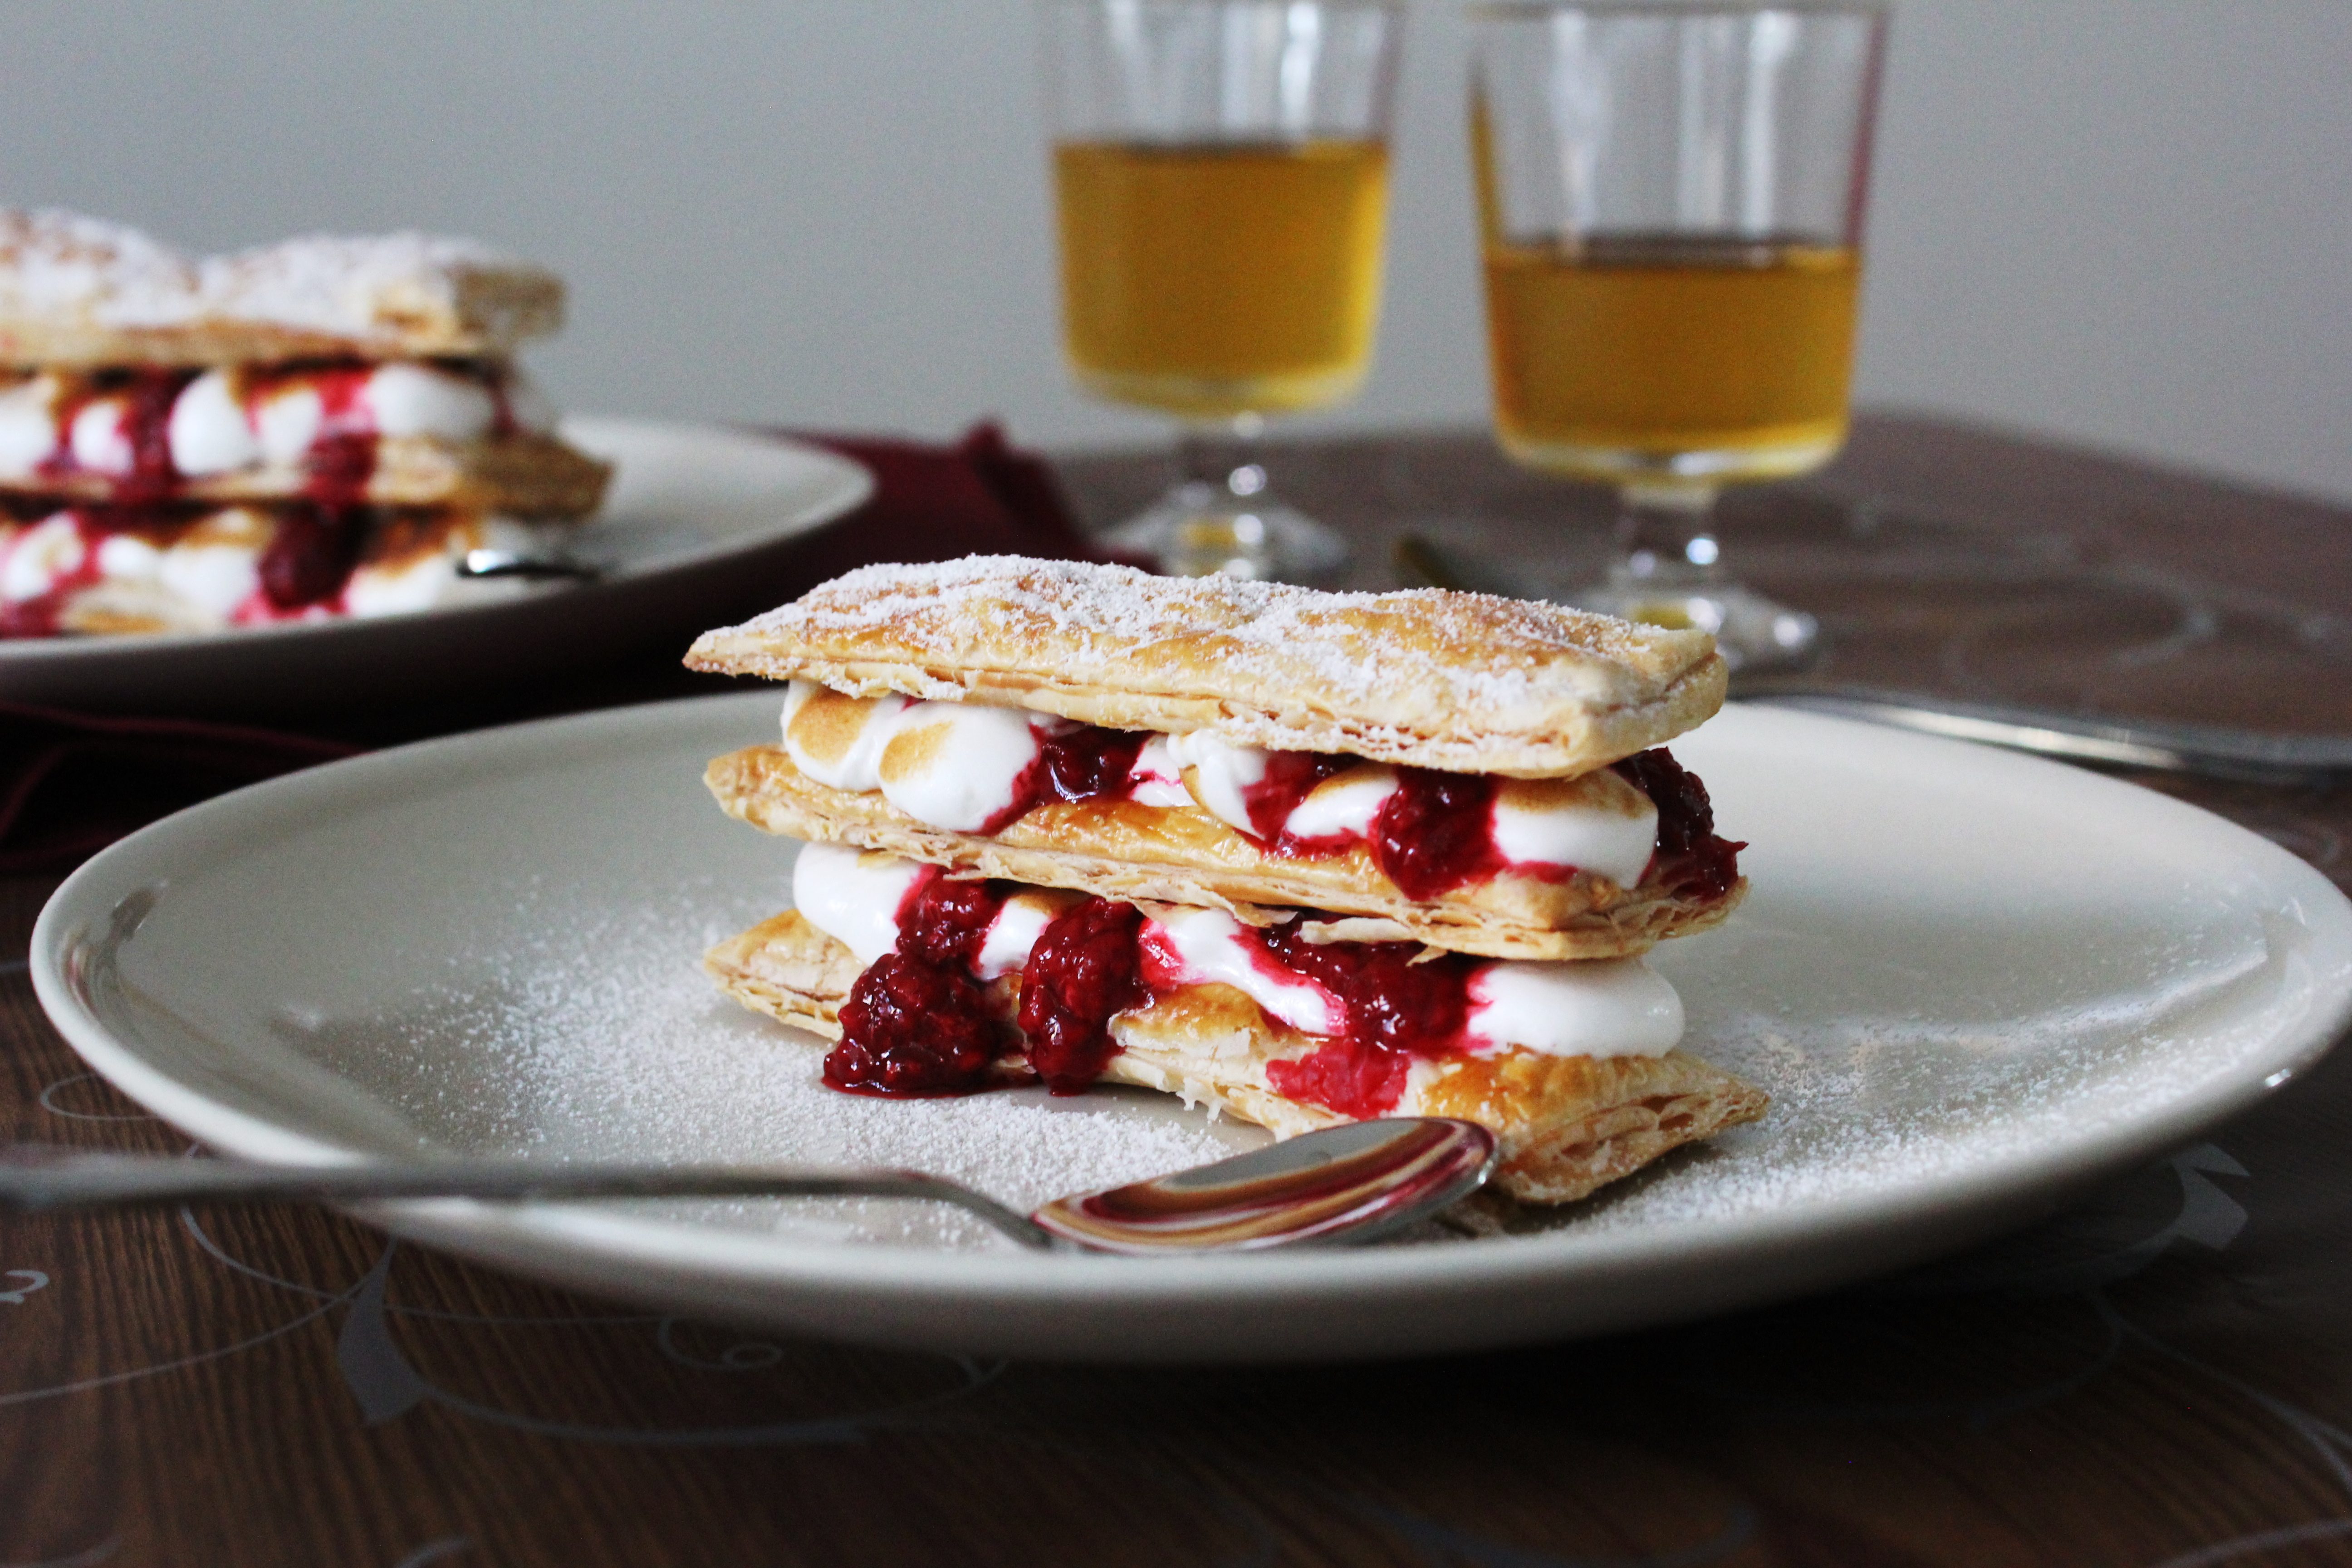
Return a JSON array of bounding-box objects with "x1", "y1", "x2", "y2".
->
[
  {"x1": 1469, "y1": 2, "x2": 1887, "y2": 666},
  {"x1": 1044, "y1": 0, "x2": 1403, "y2": 579}
]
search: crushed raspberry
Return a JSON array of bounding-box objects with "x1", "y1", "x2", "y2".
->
[
  {"x1": 1017, "y1": 897, "x2": 1147, "y2": 1094},
  {"x1": 824, "y1": 951, "x2": 1004, "y2": 1096},
  {"x1": 1265, "y1": 1039, "x2": 1414, "y2": 1121},
  {"x1": 258, "y1": 505, "x2": 366, "y2": 609},
  {"x1": 1613, "y1": 748, "x2": 1744, "y2": 899},
  {"x1": 1037, "y1": 726, "x2": 1148, "y2": 804},
  {"x1": 1240, "y1": 751, "x2": 1354, "y2": 840},
  {"x1": 1259, "y1": 919, "x2": 1474, "y2": 1056},
  {"x1": 120, "y1": 369, "x2": 188, "y2": 503},
  {"x1": 1370, "y1": 768, "x2": 1503, "y2": 899},
  {"x1": 895, "y1": 873, "x2": 1004, "y2": 968}
]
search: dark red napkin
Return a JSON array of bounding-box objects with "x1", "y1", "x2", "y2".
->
[{"x1": 0, "y1": 423, "x2": 1108, "y2": 872}]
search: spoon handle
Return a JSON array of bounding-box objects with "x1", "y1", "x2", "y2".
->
[{"x1": 0, "y1": 1146, "x2": 1058, "y2": 1251}]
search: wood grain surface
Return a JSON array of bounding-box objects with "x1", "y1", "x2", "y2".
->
[{"x1": 5, "y1": 418, "x2": 2352, "y2": 1567}]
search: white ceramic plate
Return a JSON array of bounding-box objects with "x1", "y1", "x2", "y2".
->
[
  {"x1": 0, "y1": 417, "x2": 872, "y2": 716},
  {"x1": 31, "y1": 695, "x2": 2352, "y2": 1362}
]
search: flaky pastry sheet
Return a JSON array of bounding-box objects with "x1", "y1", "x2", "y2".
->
[
  {"x1": 705, "y1": 909, "x2": 1769, "y2": 1206},
  {"x1": 685, "y1": 557, "x2": 1727, "y2": 779},
  {"x1": 2, "y1": 431, "x2": 610, "y2": 518},
  {"x1": 0, "y1": 210, "x2": 562, "y2": 366}
]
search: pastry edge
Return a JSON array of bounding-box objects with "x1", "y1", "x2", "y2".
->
[{"x1": 703, "y1": 910, "x2": 1769, "y2": 1207}]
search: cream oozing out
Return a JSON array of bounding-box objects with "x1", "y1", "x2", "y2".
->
[
  {"x1": 1136, "y1": 906, "x2": 1339, "y2": 1035},
  {"x1": 0, "y1": 507, "x2": 543, "y2": 626},
  {"x1": 1461, "y1": 957, "x2": 1682, "y2": 1059},
  {"x1": 0, "y1": 363, "x2": 555, "y2": 481},
  {"x1": 789, "y1": 847, "x2": 1684, "y2": 1061},
  {"x1": 790, "y1": 842, "x2": 1069, "y2": 980},
  {"x1": 876, "y1": 701, "x2": 1044, "y2": 833},
  {"x1": 791, "y1": 843, "x2": 928, "y2": 966},
  {"x1": 775, "y1": 688, "x2": 1661, "y2": 887}
]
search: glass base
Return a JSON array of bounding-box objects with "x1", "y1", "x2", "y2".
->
[
  {"x1": 1103, "y1": 480, "x2": 1349, "y2": 581},
  {"x1": 1569, "y1": 577, "x2": 1820, "y2": 672}
]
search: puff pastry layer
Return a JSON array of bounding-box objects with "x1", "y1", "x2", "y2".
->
[
  {"x1": 686, "y1": 556, "x2": 1728, "y2": 779},
  {"x1": 706, "y1": 908, "x2": 1768, "y2": 1206},
  {"x1": 706, "y1": 743, "x2": 1744, "y2": 960},
  {"x1": 0, "y1": 210, "x2": 563, "y2": 367},
  {"x1": 0, "y1": 431, "x2": 610, "y2": 519}
]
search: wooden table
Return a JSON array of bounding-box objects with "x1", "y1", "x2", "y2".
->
[{"x1": 6, "y1": 417, "x2": 2351, "y2": 1567}]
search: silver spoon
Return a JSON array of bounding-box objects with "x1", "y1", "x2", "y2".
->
[
  {"x1": 455, "y1": 547, "x2": 601, "y2": 583},
  {"x1": 0, "y1": 1117, "x2": 1496, "y2": 1256}
]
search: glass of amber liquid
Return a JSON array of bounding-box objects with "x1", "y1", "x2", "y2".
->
[
  {"x1": 1045, "y1": 0, "x2": 1401, "y2": 578},
  {"x1": 1470, "y1": 2, "x2": 1886, "y2": 666}
]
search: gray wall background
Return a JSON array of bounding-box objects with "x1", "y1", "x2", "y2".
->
[{"x1": 5, "y1": 1, "x2": 2346, "y2": 501}]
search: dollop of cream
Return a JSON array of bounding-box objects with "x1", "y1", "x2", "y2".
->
[
  {"x1": 1464, "y1": 957, "x2": 1682, "y2": 1058},
  {"x1": 253, "y1": 384, "x2": 324, "y2": 466},
  {"x1": 1, "y1": 513, "x2": 87, "y2": 601},
  {"x1": 790, "y1": 843, "x2": 928, "y2": 966},
  {"x1": 68, "y1": 396, "x2": 133, "y2": 475},
  {"x1": 1282, "y1": 764, "x2": 1399, "y2": 843},
  {"x1": 974, "y1": 889, "x2": 1076, "y2": 980},
  {"x1": 781, "y1": 680, "x2": 910, "y2": 793},
  {"x1": 876, "y1": 701, "x2": 1042, "y2": 832},
  {"x1": 1124, "y1": 734, "x2": 1194, "y2": 808},
  {"x1": 157, "y1": 508, "x2": 268, "y2": 620},
  {"x1": 168, "y1": 370, "x2": 262, "y2": 475},
  {"x1": 365, "y1": 363, "x2": 497, "y2": 441},
  {"x1": 1138, "y1": 906, "x2": 1337, "y2": 1035},
  {"x1": 0, "y1": 377, "x2": 62, "y2": 477},
  {"x1": 1489, "y1": 771, "x2": 1659, "y2": 887},
  {"x1": 1166, "y1": 731, "x2": 1270, "y2": 835}
]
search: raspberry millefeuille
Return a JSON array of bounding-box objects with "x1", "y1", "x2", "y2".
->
[
  {"x1": 0, "y1": 209, "x2": 610, "y2": 637},
  {"x1": 687, "y1": 557, "x2": 1766, "y2": 1205}
]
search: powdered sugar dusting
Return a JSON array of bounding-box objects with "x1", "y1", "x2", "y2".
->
[
  {"x1": 201, "y1": 230, "x2": 523, "y2": 337},
  {"x1": 299, "y1": 873, "x2": 1261, "y2": 1252},
  {"x1": 0, "y1": 206, "x2": 554, "y2": 340},
  {"x1": 0, "y1": 208, "x2": 200, "y2": 326},
  {"x1": 693, "y1": 556, "x2": 1720, "y2": 770}
]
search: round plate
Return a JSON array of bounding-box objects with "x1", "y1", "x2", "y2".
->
[
  {"x1": 30, "y1": 695, "x2": 2352, "y2": 1362},
  {"x1": 0, "y1": 418, "x2": 872, "y2": 716}
]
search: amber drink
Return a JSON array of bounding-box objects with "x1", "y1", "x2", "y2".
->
[
  {"x1": 1056, "y1": 139, "x2": 1389, "y2": 418},
  {"x1": 1484, "y1": 235, "x2": 1860, "y2": 483}
]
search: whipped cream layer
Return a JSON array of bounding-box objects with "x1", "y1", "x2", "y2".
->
[
  {"x1": 779, "y1": 681, "x2": 1661, "y2": 888},
  {"x1": 0, "y1": 505, "x2": 546, "y2": 634},
  {"x1": 789, "y1": 844, "x2": 1682, "y2": 1061},
  {"x1": 0, "y1": 362, "x2": 557, "y2": 483}
]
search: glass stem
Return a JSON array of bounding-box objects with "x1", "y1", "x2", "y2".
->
[
  {"x1": 1609, "y1": 482, "x2": 1724, "y2": 590},
  {"x1": 1176, "y1": 412, "x2": 1270, "y2": 507}
]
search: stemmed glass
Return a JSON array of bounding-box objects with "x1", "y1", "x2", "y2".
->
[
  {"x1": 1043, "y1": 0, "x2": 1403, "y2": 579},
  {"x1": 1469, "y1": 2, "x2": 1888, "y2": 667}
]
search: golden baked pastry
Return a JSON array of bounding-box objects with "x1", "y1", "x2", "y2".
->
[
  {"x1": 0, "y1": 430, "x2": 609, "y2": 519},
  {"x1": 685, "y1": 555, "x2": 1727, "y2": 778},
  {"x1": 705, "y1": 741, "x2": 1744, "y2": 960},
  {"x1": 0, "y1": 210, "x2": 562, "y2": 367},
  {"x1": 706, "y1": 905, "x2": 1767, "y2": 1205}
]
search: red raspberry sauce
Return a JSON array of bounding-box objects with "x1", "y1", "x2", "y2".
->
[
  {"x1": 823, "y1": 872, "x2": 1011, "y2": 1096},
  {"x1": 1241, "y1": 752, "x2": 1354, "y2": 840},
  {"x1": 1259, "y1": 919, "x2": 1479, "y2": 1119},
  {"x1": 1612, "y1": 748, "x2": 1744, "y2": 898},
  {"x1": 257, "y1": 506, "x2": 368, "y2": 610},
  {"x1": 1017, "y1": 897, "x2": 1148, "y2": 1094},
  {"x1": 1369, "y1": 768, "x2": 1503, "y2": 899}
]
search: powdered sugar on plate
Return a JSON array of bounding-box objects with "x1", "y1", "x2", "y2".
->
[{"x1": 294, "y1": 872, "x2": 1261, "y2": 1252}]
